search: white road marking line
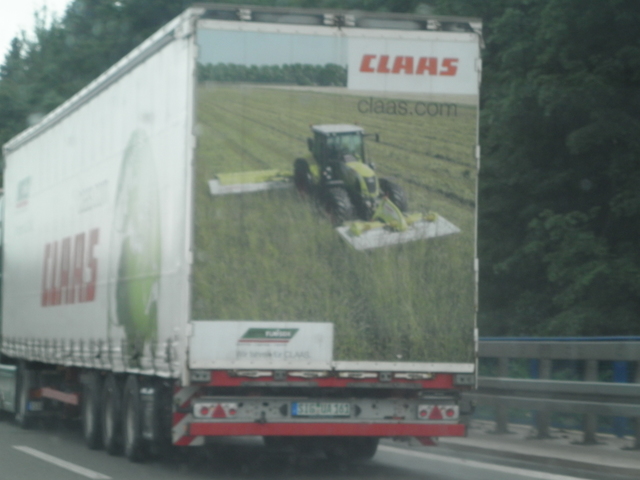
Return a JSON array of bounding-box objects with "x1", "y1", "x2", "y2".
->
[
  {"x1": 13, "y1": 446, "x2": 111, "y2": 479},
  {"x1": 379, "y1": 445, "x2": 590, "y2": 480}
]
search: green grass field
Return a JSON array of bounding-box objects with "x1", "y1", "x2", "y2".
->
[{"x1": 192, "y1": 84, "x2": 477, "y2": 363}]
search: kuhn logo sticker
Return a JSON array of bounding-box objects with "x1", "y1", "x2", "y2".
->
[{"x1": 238, "y1": 328, "x2": 299, "y2": 344}]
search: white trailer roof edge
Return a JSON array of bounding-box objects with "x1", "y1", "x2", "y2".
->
[
  {"x1": 194, "y1": 3, "x2": 482, "y2": 29},
  {"x1": 2, "y1": 6, "x2": 205, "y2": 157},
  {"x1": 2, "y1": 4, "x2": 483, "y2": 159}
]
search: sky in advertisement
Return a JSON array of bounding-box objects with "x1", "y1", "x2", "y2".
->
[{"x1": 197, "y1": 29, "x2": 347, "y2": 66}]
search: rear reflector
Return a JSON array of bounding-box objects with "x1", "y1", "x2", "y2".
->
[
  {"x1": 417, "y1": 404, "x2": 459, "y2": 421},
  {"x1": 193, "y1": 402, "x2": 239, "y2": 419}
]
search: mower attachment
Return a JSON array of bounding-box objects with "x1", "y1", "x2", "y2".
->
[
  {"x1": 209, "y1": 170, "x2": 291, "y2": 196},
  {"x1": 337, "y1": 213, "x2": 460, "y2": 250}
]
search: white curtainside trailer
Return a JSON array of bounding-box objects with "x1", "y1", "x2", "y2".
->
[{"x1": 0, "y1": 4, "x2": 481, "y2": 461}]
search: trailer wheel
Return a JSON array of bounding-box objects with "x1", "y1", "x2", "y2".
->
[
  {"x1": 82, "y1": 372, "x2": 103, "y2": 450},
  {"x1": 148, "y1": 381, "x2": 173, "y2": 458},
  {"x1": 102, "y1": 374, "x2": 123, "y2": 455},
  {"x1": 324, "y1": 437, "x2": 379, "y2": 461},
  {"x1": 348, "y1": 437, "x2": 379, "y2": 460},
  {"x1": 15, "y1": 361, "x2": 36, "y2": 429},
  {"x1": 122, "y1": 375, "x2": 147, "y2": 462}
]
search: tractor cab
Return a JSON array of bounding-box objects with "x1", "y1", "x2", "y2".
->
[
  {"x1": 296, "y1": 124, "x2": 410, "y2": 230},
  {"x1": 308, "y1": 125, "x2": 374, "y2": 167}
]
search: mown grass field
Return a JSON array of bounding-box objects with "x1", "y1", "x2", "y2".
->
[{"x1": 192, "y1": 84, "x2": 477, "y2": 362}]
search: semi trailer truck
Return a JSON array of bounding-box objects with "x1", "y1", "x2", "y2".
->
[{"x1": 0, "y1": 3, "x2": 482, "y2": 461}]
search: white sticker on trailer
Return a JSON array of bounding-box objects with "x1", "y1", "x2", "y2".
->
[
  {"x1": 347, "y1": 35, "x2": 480, "y2": 95},
  {"x1": 189, "y1": 321, "x2": 334, "y2": 369}
]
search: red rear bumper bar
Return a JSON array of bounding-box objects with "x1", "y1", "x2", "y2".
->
[
  {"x1": 37, "y1": 387, "x2": 79, "y2": 406},
  {"x1": 189, "y1": 422, "x2": 465, "y2": 437}
]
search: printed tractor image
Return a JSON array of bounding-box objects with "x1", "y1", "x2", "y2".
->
[
  {"x1": 294, "y1": 124, "x2": 409, "y2": 228},
  {"x1": 207, "y1": 124, "x2": 461, "y2": 250},
  {"x1": 292, "y1": 124, "x2": 460, "y2": 249}
]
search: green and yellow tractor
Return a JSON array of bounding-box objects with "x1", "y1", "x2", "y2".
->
[
  {"x1": 207, "y1": 124, "x2": 458, "y2": 250},
  {"x1": 294, "y1": 124, "x2": 416, "y2": 232}
]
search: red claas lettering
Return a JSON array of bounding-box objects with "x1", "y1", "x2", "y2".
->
[
  {"x1": 41, "y1": 228, "x2": 100, "y2": 307},
  {"x1": 360, "y1": 55, "x2": 458, "y2": 76}
]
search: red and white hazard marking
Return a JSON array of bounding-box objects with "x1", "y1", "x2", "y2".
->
[
  {"x1": 172, "y1": 386, "x2": 204, "y2": 446},
  {"x1": 193, "y1": 402, "x2": 238, "y2": 419}
]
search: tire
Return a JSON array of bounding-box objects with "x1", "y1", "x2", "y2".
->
[
  {"x1": 263, "y1": 436, "x2": 294, "y2": 450},
  {"x1": 82, "y1": 372, "x2": 103, "y2": 450},
  {"x1": 148, "y1": 381, "x2": 173, "y2": 458},
  {"x1": 122, "y1": 375, "x2": 147, "y2": 462},
  {"x1": 102, "y1": 374, "x2": 123, "y2": 455},
  {"x1": 349, "y1": 437, "x2": 379, "y2": 460},
  {"x1": 15, "y1": 361, "x2": 36, "y2": 429},
  {"x1": 324, "y1": 437, "x2": 379, "y2": 461},
  {"x1": 379, "y1": 178, "x2": 408, "y2": 212},
  {"x1": 325, "y1": 187, "x2": 354, "y2": 226},
  {"x1": 294, "y1": 158, "x2": 312, "y2": 195}
]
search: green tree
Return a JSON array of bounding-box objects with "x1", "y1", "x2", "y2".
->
[
  {"x1": 0, "y1": 39, "x2": 29, "y2": 143},
  {"x1": 436, "y1": 0, "x2": 640, "y2": 336}
]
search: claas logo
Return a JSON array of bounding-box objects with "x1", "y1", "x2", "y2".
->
[
  {"x1": 41, "y1": 229, "x2": 100, "y2": 306},
  {"x1": 238, "y1": 328, "x2": 299, "y2": 344},
  {"x1": 360, "y1": 55, "x2": 458, "y2": 76}
]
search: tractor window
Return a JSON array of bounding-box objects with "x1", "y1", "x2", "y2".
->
[
  {"x1": 313, "y1": 133, "x2": 326, "y2": 161},
  {"x1": 328, "y1": 133, "x2": 364, "y2": 161}
]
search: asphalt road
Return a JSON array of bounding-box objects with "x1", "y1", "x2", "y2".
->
[{"x1": 0, "y1": 413, "x2": 635, "y2": 480}]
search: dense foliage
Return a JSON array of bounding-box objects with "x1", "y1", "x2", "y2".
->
[
  {"x1": 198, "y1": 63, "x2": 347, "y2": 86},
  {"x1": 0, "y1": 0, "x2": 189, "y2": 143},
  {"x1": 1, "y1": 0, "x2": 639, "y2": 336},
  {"x1": 435, "y1": 0, "x2": 640, "y2": 336}
]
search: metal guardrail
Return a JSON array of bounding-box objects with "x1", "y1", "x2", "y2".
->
[
  {"x1": 470, "y1": 338, "x2": 640, "y2": 448},
  {"x1": 480, "y1": 338, "x2": 640, "y2": 361}
]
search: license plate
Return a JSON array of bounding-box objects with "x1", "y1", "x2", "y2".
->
[{"x1": 291, "y1": 402, "x2": 351, "y2": 417}]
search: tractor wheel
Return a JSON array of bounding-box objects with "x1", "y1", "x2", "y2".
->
[
  {"x1": 294, "y1": 158, "x2": 312, "y2": 195},
  {"x1": 379, "y1": 178, "x2": 408, "y2": 212},
  {"x1": 325, "y1": 187, "x2": 354, "y2": 226}
]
